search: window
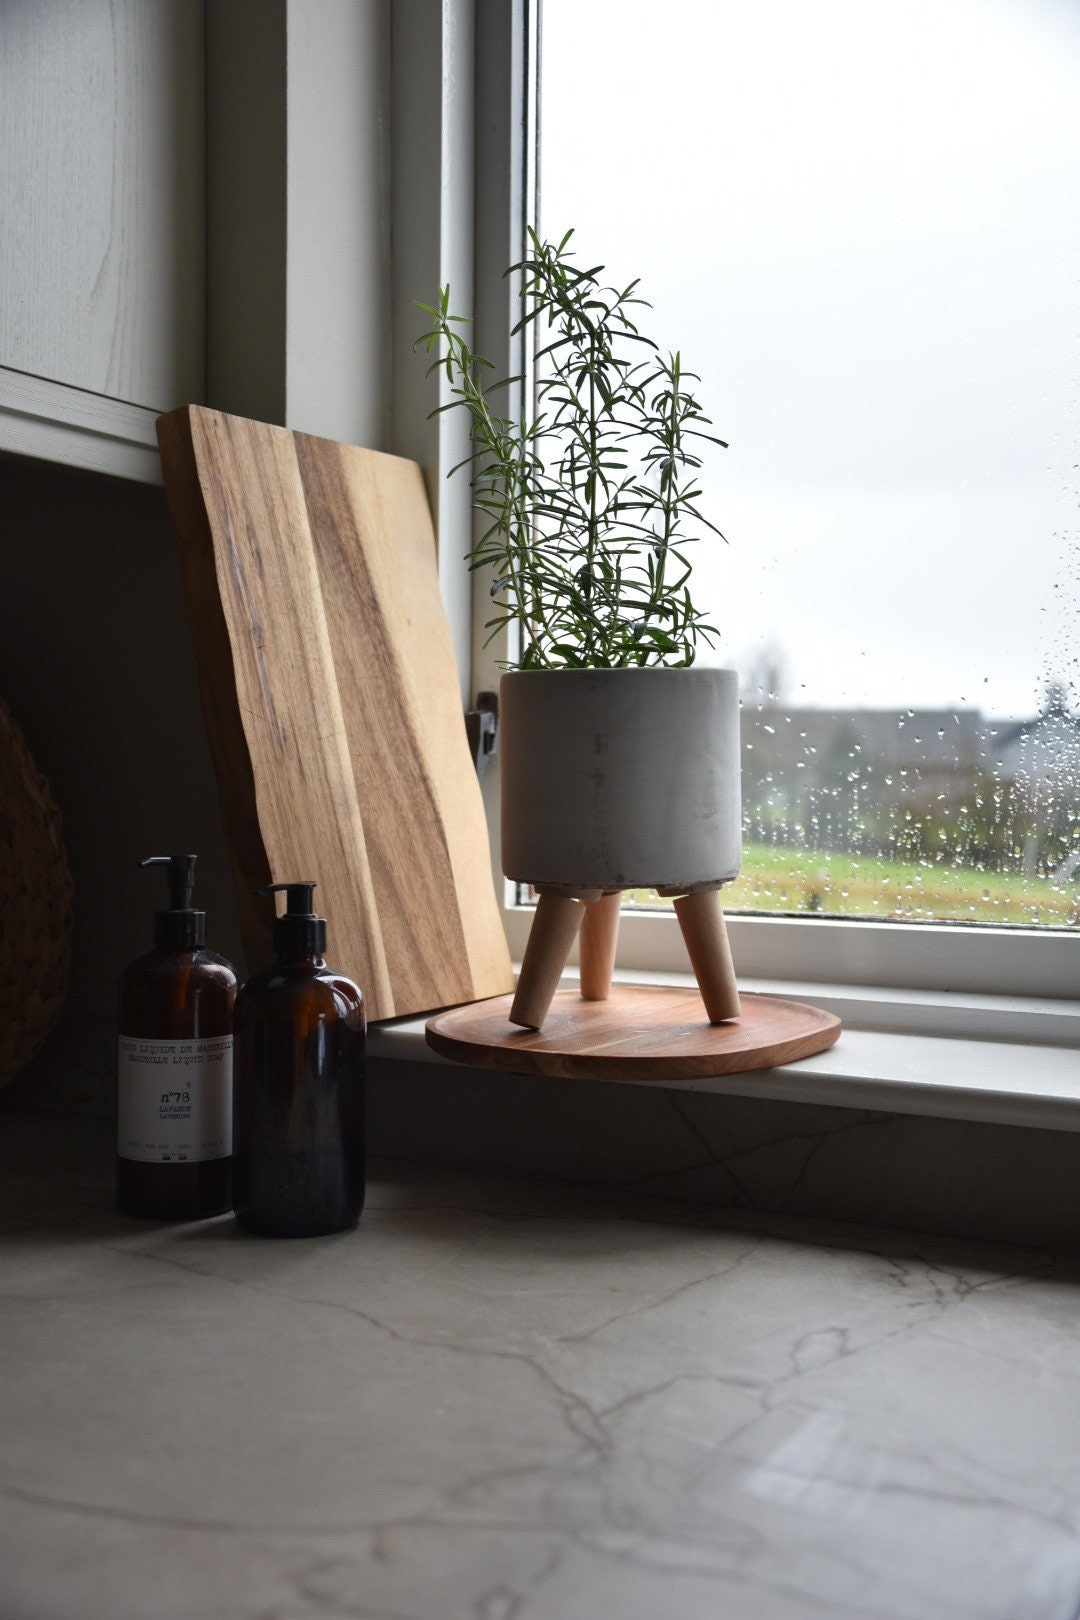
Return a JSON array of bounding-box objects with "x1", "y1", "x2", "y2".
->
[{"x1": 468, "y1": 0, "x2": 1080, "y2": 1001}]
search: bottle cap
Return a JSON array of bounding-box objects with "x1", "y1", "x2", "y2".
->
[
  {"x1": 140, "y1": 855, "x2": 206, "y2": 949},
  {"x1": 259, "y1": 881, "x2": 327, "y2": 956}
]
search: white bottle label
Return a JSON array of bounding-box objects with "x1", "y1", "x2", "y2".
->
[{"x1": 117, "y1": 1036, "x2": 233, "y2": 1163}]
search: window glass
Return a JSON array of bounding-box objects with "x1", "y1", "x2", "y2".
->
[{"x1": 538, "y1": 0, "x2": 1080, "y2": 927}]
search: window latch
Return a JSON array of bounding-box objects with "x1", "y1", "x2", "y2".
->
[{"x1": 465, "y1": 690, "x2": 498, "y2": 777}]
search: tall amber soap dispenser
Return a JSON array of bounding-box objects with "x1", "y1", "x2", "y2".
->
[
  {"x1": 117, "y1": 855, "x2": 237, "y2": 1220},
  {"x1": 233, "y1": 882, "x2": 366, "y2": 1237}
]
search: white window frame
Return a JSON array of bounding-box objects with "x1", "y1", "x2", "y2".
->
[{"x1": 412, "y1": 0, "x2": 1080, "y2": 1015}]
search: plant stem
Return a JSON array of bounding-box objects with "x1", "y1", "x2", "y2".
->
[{"x1": 414, "y1": 233, "x2": 726, "y2": 670}]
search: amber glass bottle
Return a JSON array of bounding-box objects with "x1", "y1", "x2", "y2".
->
[
  {"x1": 233, "y1": 882, "x2": 365, "y2": 1238},
  {"x1": 117, "y1": 855, "x2": 236, "y2": 1220}
]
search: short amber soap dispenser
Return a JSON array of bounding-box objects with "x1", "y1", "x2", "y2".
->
[
  {"x1": 117, "y1": 855, "x2": 237, "y2": 1220},
  {"x1": 233, "y1": 882, "x2": 366, "y2": 1237}
]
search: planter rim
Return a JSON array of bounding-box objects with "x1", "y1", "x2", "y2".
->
[{"x1": 500, "y1": 666, "x2": 737, "y2": 678}]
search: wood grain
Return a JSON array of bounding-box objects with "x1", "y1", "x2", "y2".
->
[
  {"x1": 157, "y1": 405, "x2": 514, "y2": 1020},
  {"x1": 427, "y1": 987, "x2": 841, "y2": 1082},
  {"x1": 579, "y1": 893, "x2": 622, "y2": 1001},
  {"x1": 509, "y1": 894, "x2": 586, "y2": 1030},
  {"x1": 672, "y1": 890, "x2": 741, "y2": 1022}
]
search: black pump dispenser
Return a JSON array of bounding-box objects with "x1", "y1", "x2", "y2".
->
[
  {"x1": 140, "y1": 855, "x2": 206, "y2": 949},
  {"x1": 234, "y1": 878, "x2": 365, "y2": 1236},
  {"x1": 260, "y1": 881, "x2": 327, "y2": 956}
]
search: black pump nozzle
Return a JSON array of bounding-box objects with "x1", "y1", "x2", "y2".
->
[
  {"x1": 140, "y1": 854, "x2": 205, "y2": 949},
  {"x1": 259, "y1": 881, "x2": 327, "y2": 956}
]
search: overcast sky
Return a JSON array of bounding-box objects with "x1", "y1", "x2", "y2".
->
[{"x1": 539, "y1": 0, "x2": 1080, "y2": 719}]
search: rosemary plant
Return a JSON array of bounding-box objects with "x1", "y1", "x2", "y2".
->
[{"x1": 416, "y1": 229, "x2": 727, "y2": 670}]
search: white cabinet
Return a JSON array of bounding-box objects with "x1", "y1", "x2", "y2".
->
[{"x1": 0, "y1": 0, "x2": 204, "y2": 482}]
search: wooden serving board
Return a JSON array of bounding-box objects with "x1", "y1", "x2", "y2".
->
[
  {"x1": 157, "y1": 406, "x2": 514, "y2": 1020},
  {"x1": 426, "y1": 986, "x2": 841, "y2": 1082}
]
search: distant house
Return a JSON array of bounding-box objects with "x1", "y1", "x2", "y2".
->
[
  {"x1": 740, "y1": 705, "x2": 986, "y2": 852},
  {"x1": 740, "y1": 696, "x2": 1079, "y2": 863},
  {"x1": 743, "y1": 699, "x2": 1080, "y2": 795},
  {"x1": 994, "y1": 695, "x2": 1080, "y2": 789},
  {"x1": 741, "y1": 704, "x2": 985, "y2": 800}
]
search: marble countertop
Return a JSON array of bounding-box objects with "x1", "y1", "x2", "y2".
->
[{"x1": 4, "y1": 1114, "x2": 1080, "y2": 1620}]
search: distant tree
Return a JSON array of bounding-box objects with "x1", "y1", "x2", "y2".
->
[
  {"x1": 1042, "y1": 678, "x2": 1072, "y2": 717},
  {"x1": 743, "y1": 641, "x2": 788, "y2": 708}
]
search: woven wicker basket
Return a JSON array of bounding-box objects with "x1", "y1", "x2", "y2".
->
[{"x1": 0, "y1": 700, "x2": 74, "y2": 1088}]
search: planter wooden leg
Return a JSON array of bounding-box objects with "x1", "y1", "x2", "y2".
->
[
  {"x1": 579, "y1": 891, "x2": 622, "y2": 1001},
  {"x1": 673, "y1": 889, "x2": 741, "y2": 1023},
  {"x1": 510, "y1": 893, "x2": 586, "y2": 1030}
]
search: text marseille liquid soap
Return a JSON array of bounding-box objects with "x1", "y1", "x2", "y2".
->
[{"x1": 117, "y1": 854, "x2": 236, "y2": 1220}]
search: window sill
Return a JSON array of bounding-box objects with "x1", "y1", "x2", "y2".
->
[{"x1": 369, "y1": 970, "x2": 1080, "y2": 1135}]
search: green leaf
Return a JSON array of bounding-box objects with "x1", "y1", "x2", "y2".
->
[{"x1": 412, "y1": 232, "x2": 729, "y2": 670}]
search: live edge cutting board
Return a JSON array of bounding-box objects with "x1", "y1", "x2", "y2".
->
[{"x1": 157, "y1": 405, "x2": 514, "y2": 1021}]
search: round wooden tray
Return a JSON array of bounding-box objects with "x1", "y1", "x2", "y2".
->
[{"x1": 426, "y1": 986, "x2": 841, "y2": 1083}]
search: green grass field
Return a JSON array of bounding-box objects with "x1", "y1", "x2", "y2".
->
[{"x1": 629, "y1": 843, "x2": 1080, "y2": 927}]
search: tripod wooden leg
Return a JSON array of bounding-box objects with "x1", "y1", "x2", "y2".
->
[
  {"x1": 673, "y1": 889, "x2": 741, "y2": 1023},
  {"x1": 579, "y1": 891, "x2": 621, "y2": 1001},
  {"x1": 510, "y1": 893, "x2": 586, "y2": 1030}
]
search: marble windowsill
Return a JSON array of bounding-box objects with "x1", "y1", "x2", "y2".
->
[
  {"x1": 369, "y1": 971, "x2": 1080, "y2": 1135},
  {"x1": 4, "y1": 1113, "x2": 1080, "y2": 1620}
]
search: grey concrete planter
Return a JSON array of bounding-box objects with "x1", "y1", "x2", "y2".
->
[{"x1": 500, "y1": 667, "x2": 741, "y2": 894}]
